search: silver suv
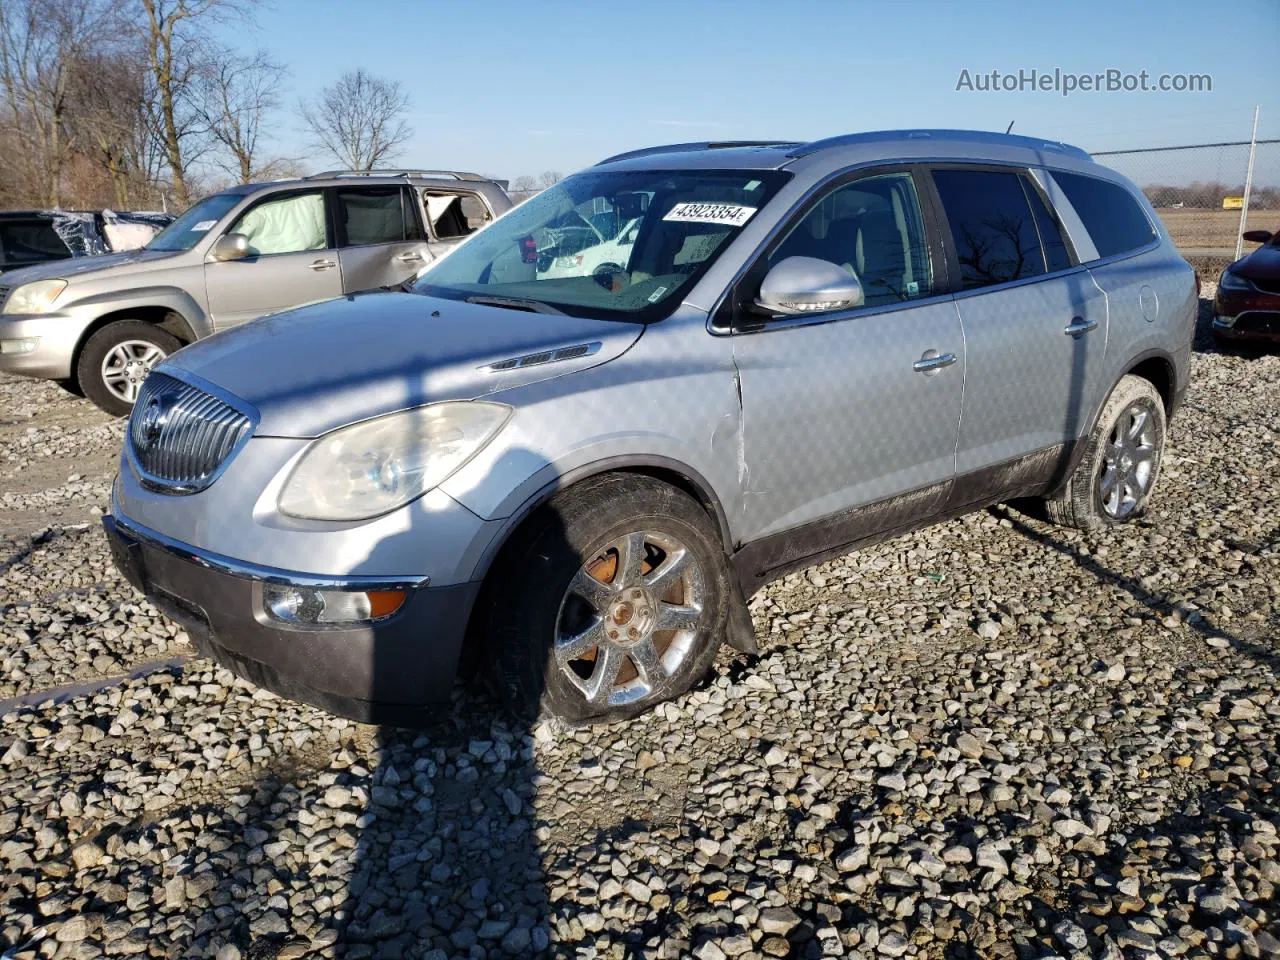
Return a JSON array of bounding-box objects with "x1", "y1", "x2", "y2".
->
[
  {"x1": 103, "y1": 130, "x2": 1196, "y2": 726},
  {"x1": 0, "y1": 170, "x2": 512, "y2": 415}
]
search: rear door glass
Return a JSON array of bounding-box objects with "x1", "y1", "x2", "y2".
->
[
  {"x1": 1021, "y1": 178, "x2": 1072, "y2": 272},
  {"x1": 335, "y1": 187, "x2": 410, "y2": 246},
  {"x1": 932, "y1": 168, "x2": 1047, "y2": 289}
]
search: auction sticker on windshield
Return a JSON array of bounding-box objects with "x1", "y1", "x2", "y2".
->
[{"x1": 663, "y1": 203, "x2": 757, "y2": 227}]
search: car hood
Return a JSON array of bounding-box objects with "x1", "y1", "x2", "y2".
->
[
  {"x1": 0, "y1": 248, "x2": 182, "y2": 285},
  {"x1": 1234, "y1": 242, "x2": 1280, "y2": 282},
  {"x1": 162, "y1": 291, "x2": 644, "y2": 437}
]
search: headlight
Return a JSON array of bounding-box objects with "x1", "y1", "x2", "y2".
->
[
  {"x1": 2, "y1": 279, "x2": 68, "y2": 315},
  {"x1": 1218, "y1": 270, "x2": 1252, "y2": 292},
  {"x1": 278, "y1": 401, "x2": 511, "y2": 520}
]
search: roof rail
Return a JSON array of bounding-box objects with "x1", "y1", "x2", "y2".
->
[
  {"x1": 302, "y1": 169, "x2": 489, "y2": 181},
  {"x1": 597, "y1": 140, "x2": 799, "y2": 165},
  {"x1": 786, "y1": 129, "x2": 1092, "y2": 162}
]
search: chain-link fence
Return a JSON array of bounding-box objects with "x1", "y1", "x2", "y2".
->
[{"x1": 1093, "y1": 138, "x2": 1279, "y2": 275}]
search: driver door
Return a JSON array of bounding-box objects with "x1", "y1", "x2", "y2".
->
[
  {"x1": 204, "y1": 189, "x2": 343, "y2": 329},
  {"x1": 730, "y1": 169, "x2": 965, "y2": 548}
]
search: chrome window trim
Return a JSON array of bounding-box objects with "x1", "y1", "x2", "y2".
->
[
  {"x1": 108, "y1": 513, "x2": 430, "y2": 591},
  {"x1": 125, "y1": 368, "x2": 260, "y2": 495}
]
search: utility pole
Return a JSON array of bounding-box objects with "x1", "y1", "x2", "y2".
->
[{"x1": 1235, "y1": 105, "x2": 1260, "y2": 262}]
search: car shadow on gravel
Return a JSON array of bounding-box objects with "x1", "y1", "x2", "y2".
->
[{"x1": 994, "y1": 506, "x2": 1279, "y2": 674}]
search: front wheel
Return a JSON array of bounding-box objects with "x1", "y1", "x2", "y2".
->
[
  {"x1": 77, "y1": 321, "x2": 181, "y2": 417},
  {"x1": 1046, "y1": 374, "x2": 1167, "y2": 530},
  {"x1": 481, "y1": 475, "x2": 730, "y2": 725}
]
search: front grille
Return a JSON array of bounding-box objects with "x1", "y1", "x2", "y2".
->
[
  {"x1": 0, "y1": 285, "x2": 11, "y2": 309},
  {"x1": 1250, "y1": 277, "x2": 1280, "y2": 296},
  {"x1": 128, "y1": 372, "x2": 254, "y2": 493}
]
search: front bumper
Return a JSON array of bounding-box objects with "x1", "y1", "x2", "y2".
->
[
  {"x1": 1213, "y1": 288, "x2": 1280, "y2": 345},
  {"x1": 103, "y1": 513, "x2": 480, "y2": 725},
  {"x1": 0, "y1": 313, "x2": 84, "y2": 379}
]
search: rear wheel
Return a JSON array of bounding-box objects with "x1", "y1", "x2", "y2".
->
[
  {"x1": 1046, "y1": 374, "x2": 1167, "y2": 530},
  {"x1": 482, "y1": 474, "x2": 730, "y2": 725},
  {"x1": 77, "y1": 321, "x2": 180, "y2": 417}
]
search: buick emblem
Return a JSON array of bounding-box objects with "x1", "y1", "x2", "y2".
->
[{"x1": 135, "y1": 394, "x2": 170, "y2": 451}]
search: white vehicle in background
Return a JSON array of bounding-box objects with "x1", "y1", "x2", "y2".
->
[{"x1": 537, "y1": 215, "x2": 643, "y2": 280}]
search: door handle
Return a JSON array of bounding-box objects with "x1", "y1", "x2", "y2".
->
[
  {"x1": 1064, "y1": 316, "x2": 1098, "y2": 337},
  {"x1": 912, "y1": 350, "x2": 958, "y2": 374},
  {"x1": 395, "y1": 251, "x2": 424, "y2": 263},
  {"x1": 308, "y1": 258, "x2": 337, "y2": 271}
]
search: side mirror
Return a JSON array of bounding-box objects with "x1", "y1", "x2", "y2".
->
[
  {"x1": 1241, "y1": 229, "x2": 1273, "y2": 245},
  {"x1": 211, "y1": 233, "x2": 251, "y2": 262},
  {"x1": 754, "y1": 256, "x2": 864, "y2": 317}
]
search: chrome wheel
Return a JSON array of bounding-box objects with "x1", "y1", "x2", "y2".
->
[
  {"x1": 1099, "y1": 404, "x2": 1158, "y2": 518},
  {"x1": 101, "y1": 340, "x2": 166, "y2": 404},
  {"x1": 555, "y1": 530, "x2": 705, "y2": 708}
]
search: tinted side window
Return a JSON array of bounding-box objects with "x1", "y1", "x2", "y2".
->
[
  {"x1": 0, "y1": 220, "x2": 72, "y2": 264},
  {"x1": 1051, "y1": 171, "x2": 1156, "y2": 260},
  {"x1": 336, "y1": 187, "x2": 409, "y2": 246},
  {"x1": 1021, "y1": 179, "x2": 1072, "y2": 272},
  {"x1": 933, "y1": 169, "x2": 1046, "y2": 289},
  {"x1": 769, "y1": 172, "x2": 935, "y2": 308}
]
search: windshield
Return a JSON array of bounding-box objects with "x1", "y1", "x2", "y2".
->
[
  {"x1": 412, "y1": 169, "x2": 788, "y2": 320},
  {"x1": 146, "y1": 193, "x2": 243, "y2": 252}
]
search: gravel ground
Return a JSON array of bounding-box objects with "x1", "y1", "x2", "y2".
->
[{"x1": 0, "y1": 294, "x2": 1277, "y2": 960}]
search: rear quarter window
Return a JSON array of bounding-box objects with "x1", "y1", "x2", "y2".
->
[{"x1": 1050, "y1": 171, "x2": 1157, "y2": 260}]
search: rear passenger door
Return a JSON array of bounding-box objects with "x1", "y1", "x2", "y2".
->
[
  {"x1": 929, "y1": 165, "x2": 1108, "y2": 505},
  {"x1": 334, "y1": 186, "x2": 430, "y2": 292}
]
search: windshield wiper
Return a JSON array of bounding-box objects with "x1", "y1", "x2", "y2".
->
[{"x1": 465, "y1": 295, "x2": 564, "y2": 315}]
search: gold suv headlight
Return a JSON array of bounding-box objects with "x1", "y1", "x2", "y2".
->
[{"x1": 2, "y1": 279, "x2": 68, "y2": 315}]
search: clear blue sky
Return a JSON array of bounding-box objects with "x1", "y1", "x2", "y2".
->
[{"x1": 220, "y1": 0, "x2": 1280, "y2": 182}]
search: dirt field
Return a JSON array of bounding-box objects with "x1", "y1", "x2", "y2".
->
[{"x1": 1156, "y1": 207, "x2": 1270, "y2": 257}]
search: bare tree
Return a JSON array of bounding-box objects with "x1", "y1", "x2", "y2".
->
[
  {"x1": 138, "y1": 0, "x2": 242, "y2": 206},
  {"x1": 300, "y1": 68, "x2": 412, "y2": 171},
  {"x1": 535, "y1": 170, "x2": 564, "y2": 189},
  {"x1": 71, "y1": 45, "x2": 155, "y2": 207},
  {"x1": 199, "y1": 48, "x2": 286, "y2": 182},
  {"x1": 0, "y1": 0, "x2": 128, "y2": 206}
]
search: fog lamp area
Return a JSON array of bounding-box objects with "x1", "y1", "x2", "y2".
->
[{"x1": 263, "y1": 584, "x2": 405, "y2": 625}]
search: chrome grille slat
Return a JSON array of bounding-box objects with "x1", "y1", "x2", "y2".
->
[{"x1": 127, "y1": 372, "x2": 254, "y2": 493}]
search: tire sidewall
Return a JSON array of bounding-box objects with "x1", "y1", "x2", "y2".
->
[
  {"x1": 1077, "y1": 378, "x2": 1167, "y2": 526},
  {"x1": 487, "y1": 477, "x2": 730, "y2": 726},
  {"x1": 78, "y1": 321, "x2": 180, "y2": 418}
]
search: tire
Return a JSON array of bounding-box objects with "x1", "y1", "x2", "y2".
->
[
  {"x1": 481, "y1": 474, "x2": 731, "y2": 726},
  {"x1": 77, "y1": 321, "x2": 181, "y2": 417},
  {"x1": 1046, "y1": 374, "x2": 1167, "y2": 530}
]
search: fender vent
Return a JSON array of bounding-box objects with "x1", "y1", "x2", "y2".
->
[{"x1": 484, "y1": 341, "x2": 601, "y2": 372}]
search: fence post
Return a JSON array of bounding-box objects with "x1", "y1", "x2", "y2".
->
[{"x1": 1235, "y1": 105, "x2": 1260, "y2": 261}]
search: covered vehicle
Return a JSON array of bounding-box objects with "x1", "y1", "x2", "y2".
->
[{"x1": 0, "y1": 209, "x2": 173, "y2": 272}]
